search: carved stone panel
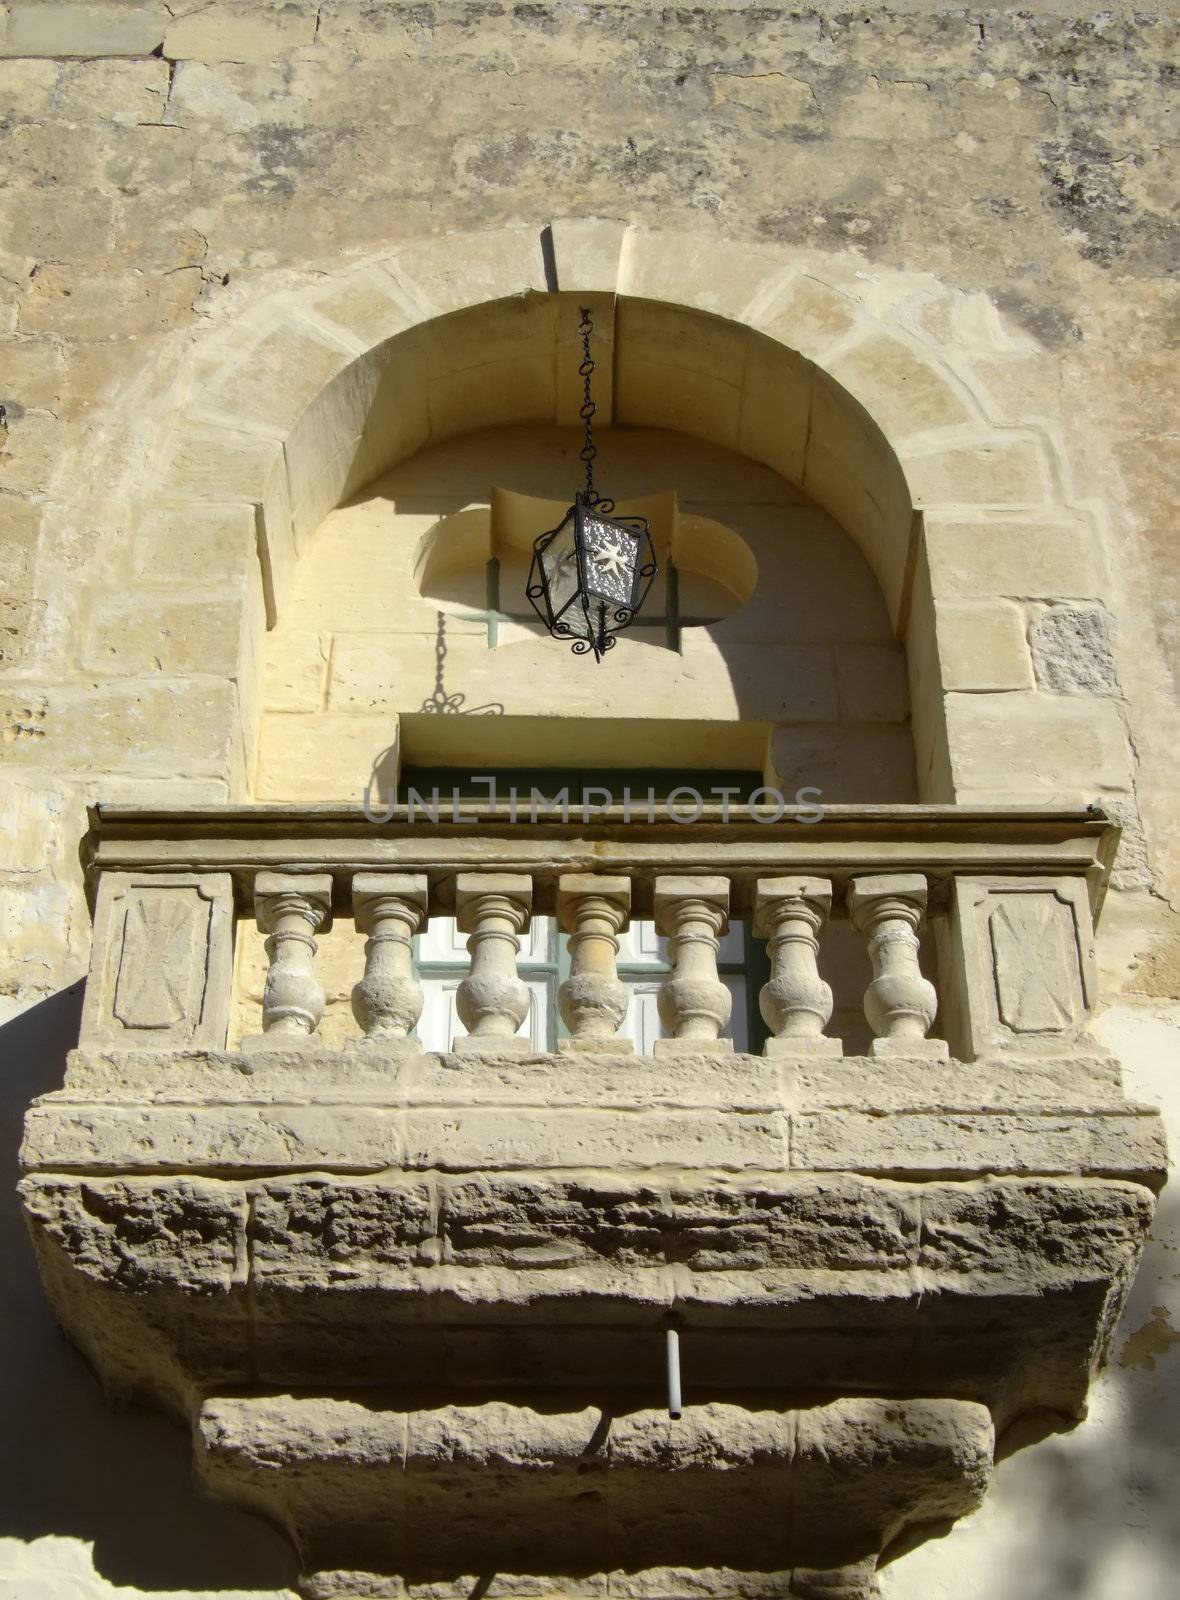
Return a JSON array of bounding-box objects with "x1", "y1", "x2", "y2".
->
[
  {"x1": 80, "y1": 872, "x2": 234, "y2": 1049},
  {"x1": 941, "y1": 877, "x2": 1095, "y2": 1060}
]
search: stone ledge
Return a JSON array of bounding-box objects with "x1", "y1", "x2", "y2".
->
[
  {"x1": 20, "y1": 1172, "x2": 1154, "y2": 1427},
  {"x1": 58, "y1": 1045, "x2": 1130, "y2": 1112},
  {"x1": 23, "y1": 1055, "x2": 1164, "y2": 1183},
  {"x1": 195, "y1": 1395, "x2": 992, "y2": 1586}
]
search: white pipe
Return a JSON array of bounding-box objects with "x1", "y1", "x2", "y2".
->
[{"x1": 665, "y1": 1320, "x2": 682, "y2": 1419}]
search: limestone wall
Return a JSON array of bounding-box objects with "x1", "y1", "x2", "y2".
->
[{"x1": 0, "y1": 4, "x2": 1177, "y2": 1598}]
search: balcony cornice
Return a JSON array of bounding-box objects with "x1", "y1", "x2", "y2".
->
[{"x1": 86, "y1": 802, "x2": 1119, "y2": 918}]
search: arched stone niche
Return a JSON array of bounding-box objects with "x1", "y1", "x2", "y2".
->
[
  {"x1": 255, "y1": 422, "x2": 915, "y2": 808},
  {"x1": 126, "y1": 219, "x2": 1126, "y2": 815}
]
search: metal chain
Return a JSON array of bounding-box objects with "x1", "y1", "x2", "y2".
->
[{"x1": 578, "y1": 306, "x2": 597, "y2": 504}]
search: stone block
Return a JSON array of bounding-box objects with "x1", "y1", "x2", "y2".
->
[
  {"x1": 0, "y1": 329, "x2": 65, "y2": 408},
  {"x1": 194, "y1": 1394, "x2": 991, "y2": 1579},
  {"x1": 802, "y1": 371, "x2": 913, "y2": 624},
  {"x1": 403, "y1": 1107, "x2": 787, "y2": 1173},
  {"x1": 940, "y1": 876, "x2": 1098, "y2": 1061},
  {"x1": 934, "y1": 599, "x2": 1034, "y2": 691},
  {"x1": 156, "y1": 421, "x2": 282, "y2": 504},
  {"x1": 309, "y1": 266, "x2": 428, "y2": 349},
  {"x1": 19, "y1": 1175, "x2": 247, "y2": 1291},
  {"x1": 131, "y1": 504, "x2": 256, "y2": 585},
  {"x1": 194, "y1": 321, "x2": 356, "y2": 437},
  {"x1": 163, "y1": 4, "x2": 318, "y2": 61},
  {"x1": 1030, "y1": 604, "x2": 1120, "y2": 695},
  {"x1": 0, "y1": 3, "x2": 168, "y2": 57},
  {"x1": 440, "y1": 1174, "x2": 918, "y2": 1274},
  {"x1": 945, "y1": 692, "x2": 1133, "y2": 796},
  {"x1": 411, "y1": 1049, "x2": 783, "y2": 1114},
  {"x1": 0, "y1": 495, "x2": 40, "y2": 593},
  {"x1": 790, "y1": 1109, "x2": 1165, "y2": 1185},
  {"x1": 904, "y1": 435, "x2": 1050, "y2": 509},
  {"x1": 251, "y1": 1179, "x2": 436, "y2": 1281},
  {"x1": 80, "y1": 590, "x2": 254, "y2": 678},
  {"x1": 79, "y1": 871, "x2": 234, "y2": 1050},
  {"x1": 255, "y1": 711, "x2": 397, "y2": 803},
  {"x1": 619, "y1": 231, "x2": 786, "y2": 321},
  {"x1": 918, "y1": 1179, "x2": 1156, "y2": 1283},
  {"x1": 262, "y1": 629, "x2": 329, "y2": 713},
  {"x1": 749, "y1": 273, "x2": 861, "y2": 363},
  {"x1": 677, "y1": 635, "x2": 839, "y2": 723},
  {"x1": 827, "y1": 333, "x2": 973, "y2": 440},
  {"x1": 390, "y1": 227, "x2": 545, "y2": 317},
  {"x1": 834, "y1": 644, "x2": 910, "y2": 723},
  {"x1": 547, "y1": 216, "x2": 628, "y2": 294},
  {"x1": 20, "y1": 263, "x2": 201, "y2": 338},
  {"x1": 769, "y1": 726, "x2": 917, "y2": 804},
  {"x1": 0, "y1": 679, "x2": 242, "y2": 784},
  {"x1": 21, "y1": 1101, "x2": 406, "y2": 1173},
  {"x1": 737, "y1": 334, "x2": 812, "y2": 486},
  {"x1": 793, "y1": 1053, "x2": 1128, "y2": 1112},
  {"x1": 0, "y1": 875, "x2": 77, "y2": 1004},
  {"x1": 712, "y1": 72, "x2": 822, "y2": 134}
]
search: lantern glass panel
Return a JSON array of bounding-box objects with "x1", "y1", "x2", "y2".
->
[
  {"x1": 578, "y1": 505, "x2": 642, "y2": 610},
  {"x1": 540, "y1": 514, "x2": 582, "y2": 622}
]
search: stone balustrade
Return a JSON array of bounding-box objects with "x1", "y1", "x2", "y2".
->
[{"x1": 77, "y1": 800, "x2": 1117, "y2": 1061}]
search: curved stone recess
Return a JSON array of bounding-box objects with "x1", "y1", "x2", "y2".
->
[{"x1": 195, "y1": 1396, "x2": 993, "y2": 1590}]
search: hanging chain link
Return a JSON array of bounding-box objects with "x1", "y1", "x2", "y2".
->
[{"x1": 578, "y1": 306, "x2": 598, "y2": 505}]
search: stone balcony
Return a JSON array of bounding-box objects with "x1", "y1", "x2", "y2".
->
[{"x1": 20, "y1": 803, "x2": 1165, "y2": 1600}]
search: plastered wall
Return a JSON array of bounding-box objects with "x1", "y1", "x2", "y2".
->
[{"x1": 0, "y1": 4, "x2": 1177, "y2": 1598}]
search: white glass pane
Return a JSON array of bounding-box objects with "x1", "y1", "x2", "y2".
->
[
  {"x1": 521, "y1": 916, "x2": 554, "y2": 965},
  {"x1": 418, "y1": 916, "x2": 468, "y2": 963},
  {"x1": 622, "y1": 978, "x2": 666, "y2": 1053},
  {"x1": 417, "y1": 974, "x2": 552, "y2": 1051},
  {"x1": 617, "y1": 919, "x2": 669, "y2": 968},
  {"x1": 723, "y1": 975, "x2": 749, "y2": 1049},
  {"x1": 718, "y1": 921, "x2": 745, "y2": 962}
]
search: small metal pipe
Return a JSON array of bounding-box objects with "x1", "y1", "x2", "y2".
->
[{"x1": 665, "y1": 1316, "x2": 682, "y2": 1419}]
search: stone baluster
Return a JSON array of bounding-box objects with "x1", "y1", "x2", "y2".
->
[
  {"x1": 245, "y1": 872, "x2": 333, "y2": 1051},
  {"x1": 849, "y1": 873, "x2": 948, "y2": 1059},
  {"x1": 653, "y1": 875, "x2": 733, "y2": 1055},
  {"x1": 754, "y1": 877, "x2": 841, "y2": 1057},
  {"x1": 350, "y1": 873, "x2": 428, "y2": 1052},
  {"x1": 453, "y1": 873, "x2": 534, "y2": 1054},
  {"x1": 557, "y1": 874, "x2": 632, "y2": 1053}
]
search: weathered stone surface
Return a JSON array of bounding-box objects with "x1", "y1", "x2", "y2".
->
[
  {"x1": 79, "y1": 872, "x2": 234, "y2": 1050},
  {"x1": 917, "y1": 1178, "x2": 1155, "y2": 1283},
  {"x1": 0, "y1": 2, "x2": 168, "y2": 57},
  {"x1": 20, "y1": 1101, "x2": 406, "y2": 1172},
  {"x1": 439, "y1": 1174, "x2": 919, "y2": 1274},
  {"x1": 19, "y1": 1175, "x2": 246, "y2": 1292},
  {"x1": 195, "y1": 1395, "x2": 992, "y2": 1579},
  {"x1": 791, "y1": 1109, "x2": 1165, "y2": 1185},
  {"x1": 253, "y1": 1179, "x2": 437, "y2": 1279},
  {"x1": 1030, "y1": 604, "x2": 1121, "y2": 696},
  {"x1": 403, "y1": 1106, "x2": 787, "y2": 1173}
]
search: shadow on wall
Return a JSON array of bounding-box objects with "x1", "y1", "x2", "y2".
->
[
  {"x1": 881, "y1": 1184, "x2": 1180, "y2": 1600},
  {"x1": 0, "y1": 989, "x2": 298, "y2": 1593}
]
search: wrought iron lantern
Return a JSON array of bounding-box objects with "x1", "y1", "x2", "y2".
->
[{"x1": 527, "y1": 309, "x2": 657, "y2": 659}]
